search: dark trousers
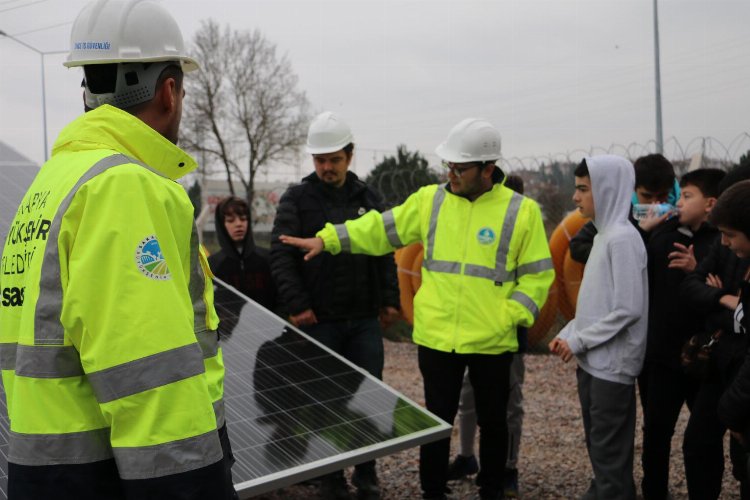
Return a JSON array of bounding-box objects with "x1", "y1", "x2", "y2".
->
[
  {"x1": 305, "y1": 317, "x2": 384, "y2": 380},
  {"x1": 219, "y1": 424, "x2": 241, "y2": 500},
  {"x1": 641, "y1": 361, "x2": 696, "y2": 499},
  {"x1": 637, "y1": 359, "x2": 650, "y2": 415},
  {"x1": 577, "y1": 368, "x2": 637, "y2": 500},
  {"x1": 730, "y1": 436, "x2": 750, "y2": 499},
  {"x1": 305, "y1": 317, "x2": 384, "y2": 475},
  {"x1": 683, "y1": 380, "x2": 725, "y2": 500},
  {"x1": 417, "y1": 345, "x2": 512, "y2": 499}
]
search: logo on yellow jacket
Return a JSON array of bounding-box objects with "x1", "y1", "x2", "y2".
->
[
  {"x1": 477, "y1": 227, "x2": 496, "y2": 245},
  {"x1": 135, "y1": 235, "x2": 171, "y2": 280}
]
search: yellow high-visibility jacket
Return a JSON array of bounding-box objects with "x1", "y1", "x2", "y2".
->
[
  {"x1": 318, "y1": 183, "x2": 554, "y2": 354},
  {"x1": 0, "y1": 105, "x2": 224, "y2": 481}
]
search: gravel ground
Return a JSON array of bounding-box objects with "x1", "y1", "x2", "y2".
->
[{"x1": 255, "y1": 340, "x2": 741, "y2": 499}]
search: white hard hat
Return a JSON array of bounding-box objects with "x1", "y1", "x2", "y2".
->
[
  {"x1": 435, "y1": 118, "x2": 502, "y2": 163},
  {"x1": 64, "y1": 0, "x2": 199, "y2": 72},
  {"x1": 306, "y1": 111, "x2": 354, "y2": 154}
]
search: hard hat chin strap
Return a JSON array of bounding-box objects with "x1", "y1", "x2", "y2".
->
[{"x1": 84, "y1": 61, "x2": 175, "y2": 110}]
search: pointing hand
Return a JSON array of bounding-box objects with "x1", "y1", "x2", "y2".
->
[{"x1": 279, "y1": 235, "x2": 324, "y2": 261}]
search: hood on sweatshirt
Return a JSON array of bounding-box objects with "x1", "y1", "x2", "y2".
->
[
  {"x1": 214, "y1": 198, "x2": 256, "y2": 259},
  {"x1": 586, "y1": 154, "x2": 635, "y2": 232}
]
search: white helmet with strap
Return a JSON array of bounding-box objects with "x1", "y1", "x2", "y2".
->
[
  {"x1": 64, "y1": 0, "x2": 199, "y2": 109},
  {"x1": 435, "y1": 118, "x2": 502, "y2": 163}
]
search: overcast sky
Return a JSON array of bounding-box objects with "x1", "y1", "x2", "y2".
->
[{"x1": 1, "y1": 0, "x2": 748, "y2": 180}]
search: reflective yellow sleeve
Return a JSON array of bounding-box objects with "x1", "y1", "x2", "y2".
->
[
  {"x1": 199, "y1": 245, "x2": 220, "y2": 331},
  {"x1": 316, "y1": 188, "x2": 427, "y2": 256}
]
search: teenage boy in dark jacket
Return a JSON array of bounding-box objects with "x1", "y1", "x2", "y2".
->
[
  {"x1": 209, "y1": 197, "x2": 277, "y2": 313},
  {"x1": 270, "y1": 112, "x2": 400, "y2": 500},
  {"x1": 640, "y1": 168, "x2": 725, "y2": 500},
  {"x1": 713, "y1": 180, "x2": 750, "y2": 499},
  {"x1": 569, "y1": 153, "x2": 678, "y2": 264},
  {"x1": 680, "y1": 168, "x2": 750, "y2": 500}
]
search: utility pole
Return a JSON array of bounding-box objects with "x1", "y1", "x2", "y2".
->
[
  {"x1": 653, "y1": 0, "x2": 664, "y2": 154},
  {"x1": 0, "y1": 30, "x2": 67, "y2": 162}
]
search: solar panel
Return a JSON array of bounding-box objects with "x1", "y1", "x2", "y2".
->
[
  {"x1": 213, "y1": 279, "x2": 450, "y2": 497},
  {"x1": 0, "y1": 144, "x2": 38, "y2": 244},
  {"x1": 0, "y1": 148, "x2": 38, "y2": 499},
  {"x1": 0, "y1": 155, "x2": 450, "y2": 498}
]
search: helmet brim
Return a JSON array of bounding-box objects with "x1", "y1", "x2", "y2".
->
[
  {"x1": 64, "y1": 55, "x2": 200, "y2": 73},
  {"x1": 306, "y1": 135, "x2": 353, "y2": 155},
  {"x1": 435, "y1": 143, "x2": 499, "y2": 164}
]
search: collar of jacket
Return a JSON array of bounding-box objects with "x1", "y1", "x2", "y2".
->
[
  {"x1": 50, "y1": 104, "x2": 197, "y2": 181},
  {"x1": 302, "y1": 170, "x2": 366, "y2": 197},
  {"x1": 444, "y1": 179, "x2": 509, "y2": 203}
]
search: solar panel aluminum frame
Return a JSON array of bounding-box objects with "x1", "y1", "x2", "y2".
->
[
  {"x1": 234, "y1": 425, "x2": 448, "y2": 498},
  {"x1": 213, "y1": 278, "x2": 452, "y2": 498}
]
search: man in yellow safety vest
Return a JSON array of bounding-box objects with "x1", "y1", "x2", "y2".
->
[
  {"x1": 0, "y1": 1, "x2": 235, "y2": 498},
  {"x1": 280, "y1": 118, "x2": 554, "y2": 500}
]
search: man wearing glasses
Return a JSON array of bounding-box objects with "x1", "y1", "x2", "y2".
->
[{"x1": 279, "y1": 118, "x2": 553, "y2": 500}]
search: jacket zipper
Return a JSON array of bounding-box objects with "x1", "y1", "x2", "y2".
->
[{"x1": 453, "y1": 200, "x2": 473, "y2": 352}]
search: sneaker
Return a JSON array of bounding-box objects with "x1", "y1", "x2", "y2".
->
[
  {"x1": 447, "y1": 454, "x2": 479, "y2": 480},
  {"x1": 503, "y1": 468, "x2": 518, "y2": 498},
  {"x1": 320, "y1": 472, "x2": 351, "y2": 500},
  {"x1": 352, "y1": 466, "x2": 380, "y2": 500}
]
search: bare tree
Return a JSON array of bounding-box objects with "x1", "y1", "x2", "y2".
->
[{"x1": 182, "y1": 20, "x2": 311, "y2": 204}]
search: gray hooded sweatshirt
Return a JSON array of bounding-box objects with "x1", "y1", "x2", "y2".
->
[{"x1": 558, "y1": 155, "x2": 648, "y2": 385}]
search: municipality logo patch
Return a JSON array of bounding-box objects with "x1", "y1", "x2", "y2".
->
[
  {"x1": 477, "y1": 227, "x2": 496, "y2": 245},
  {"x1": 135, "y1": 235, "x2": 171, "y2": 280}
]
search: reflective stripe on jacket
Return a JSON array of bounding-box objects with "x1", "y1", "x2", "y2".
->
[
  {"x1": 0, "y1": 105, "x2": 223, "y2": 480},
  {"x1": 318, "y1": 183, "x2": 554, "y2": 354}
]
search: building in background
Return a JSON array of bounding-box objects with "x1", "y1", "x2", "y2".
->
[{"x1": 199, "y1": 179, "x2": 291, "y2": 250}]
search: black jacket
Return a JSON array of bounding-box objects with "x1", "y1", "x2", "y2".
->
[
  {"x1": 569, "y1": 212, "x2": 648, "y2": 264},
  {"x1": 208, "y1": 207, "x2": 277, "y2": 312},
  {"x1": 680, "y1": 239, "x2": 750, "y2": 383},
  {"x1": 269, "y1": 171, "x2": 400, "y2": 321},
  {"x1": 646, "y1": 220, "x2": 719, "y2": 366},
  {"x1": 718, "y1": 275, "x2": 750, "y2": 437}
]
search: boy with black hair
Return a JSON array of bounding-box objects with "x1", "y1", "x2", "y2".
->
[
  {"x1": 550, "y1": 156, "x2": 648, "y2": 500},
  {"x1": 640, "y1": 168, "x2": 726, "y2": 500},
  {"x1": 633, "y1": 154, "x2": 680, "y2": 206},
  {"x1": 569, "y1": 153, "x2": 678, "y2": 263},
  {"x1": 715, "y1": 182, "x2": 750, "y2": 497},
  {"x1": 680, "y1": 170, "x2": 750, "y2": 500}
]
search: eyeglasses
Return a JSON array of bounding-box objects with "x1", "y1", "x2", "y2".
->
[{"x1": 442, "y1": 161, "x2": 482, "y2": 177}]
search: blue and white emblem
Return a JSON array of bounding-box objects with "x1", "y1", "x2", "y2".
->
[
  {"x1": 477, "y1": 227, "x2": 496, "y2": 245},
  {"x1": 135, "y1": 235, "x2": 171, "y2": 280}
]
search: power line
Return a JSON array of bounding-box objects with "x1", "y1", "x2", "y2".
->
[
  {"x1": 11, "y1": 20, "x2": 72, "y2": 37},
  {"x1": 0, "y1": 0, "x2": 50, "y2": 13},
  {"x1": 360, "y1": 35, "x2": 749, "y2": 131}
]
